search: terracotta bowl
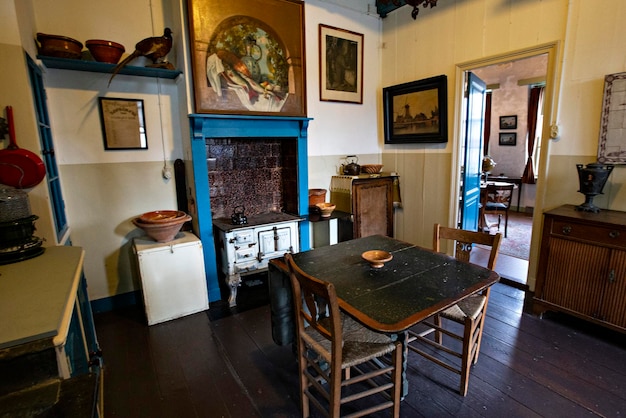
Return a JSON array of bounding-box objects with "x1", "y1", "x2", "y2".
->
[
  {"x1": 361, "y1": 164, "x2": 383, "y2": 174},
  {"x1": 361, "y1": 250, "x2": 393, "y2": 268},
  {"x1": 37, "y1": 33, "x2": 83, "y2": 59},
  {"x1": 132, "y1": 214, "x2": 191, "y2": 243},
  {"x1": 139, "y1": 210, "x2": 187, "y2": 224},
  {"x1": 315, "y1": 202, "x2": 336, "y2": 218},
  {"x1": 85, "y1": 39, "x2": 125, "y2": 64}
]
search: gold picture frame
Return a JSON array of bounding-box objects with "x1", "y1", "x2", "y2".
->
[
  {"x1": 319, "y1": 24, "x2": 364, "y2": 104},
  {"x1": 98, "y1": 98, "x2": 147, "y2": 150},
  {"x1": 187, "y1": 0, "x2": 306, "y2": 116}
]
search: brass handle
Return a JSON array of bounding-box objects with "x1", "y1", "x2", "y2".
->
[
  {"x1": 562, "y1": 225, "x2": 572, "y2": 235},
  {"x1": 609, "y1": 230, "x2": 620, "y2": 239}
]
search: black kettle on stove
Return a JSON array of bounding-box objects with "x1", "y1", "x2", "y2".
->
[{"x1": 231, "y1": 205, "x2": 248, "y2": 225}]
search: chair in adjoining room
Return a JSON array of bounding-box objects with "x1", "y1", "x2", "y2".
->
[
  {"x1": 285, "y1": 253, "x2": 402, "y2": 418},
  {"x1": 484, "y1": 182, "x2": 515, "y2": 237},
  {"x1": 406, "y1": 224, "x2": 502, "y2": 396}
]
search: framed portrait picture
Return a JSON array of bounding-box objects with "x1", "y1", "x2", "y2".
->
[
  {"x1": 597, "y1": 72, "x2": 626, "y2": 164},
  {"x1": 499, "y1": 132, "x2": 517, "y2": 146},
  {"x1": 383, "y1": 75, "x2": 448, "y2": 144},
  {"x1": 98, "y1": 98, "x2": 147, "y2": 150},
  {"x1": 319, "y1": 24, "x2": 363, "y2": 104},
  {"x1": 187, "y1": 0, "x2": 306, "y2": 116},
  {"x1": 499, "y1": 115, "x2": 517, "y2": 130}
]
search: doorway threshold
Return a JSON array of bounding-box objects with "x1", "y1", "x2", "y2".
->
[{"x1": 471, "y1": 247, "x2": 529, "y2": 291}]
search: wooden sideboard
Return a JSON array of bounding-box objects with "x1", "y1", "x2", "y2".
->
[{"x1": 534, "y1": 204, "x2": 626, "y2": 333}]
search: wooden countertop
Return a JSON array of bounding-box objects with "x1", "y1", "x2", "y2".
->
[{"x1": 0, "y1": 246, "x2": 84, "y2": 350}]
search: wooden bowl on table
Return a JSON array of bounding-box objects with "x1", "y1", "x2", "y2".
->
[{"x1": 361, "y1": 250, "x2": 393, "y2": 268}]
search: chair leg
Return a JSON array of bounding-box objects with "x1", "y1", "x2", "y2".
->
[
  {"x1": 297, "y1": 342, "x2": 310, "y2": 417},
  {"x1": 459, "y1": 316, "x2": 474, "y2": 396},
  {"x1": 504, "y1": 210, "x2": 509, "y2": 238},
  {"x1": 434, "y1": 314, "x2": 443, "y2": 344},
  {"x1": 392, "y1": 341, "x2": 402, "y2": 418}
]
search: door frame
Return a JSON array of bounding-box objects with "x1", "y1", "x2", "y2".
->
[{"x1": 450, "y1": 41, "x2": 562, "y2": 290}]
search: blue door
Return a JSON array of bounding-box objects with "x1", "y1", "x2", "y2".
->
[{"x1": 460, "y1": 72, "x2": 486, "y2": 231}]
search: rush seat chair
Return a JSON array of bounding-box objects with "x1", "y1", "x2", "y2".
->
[
  {"x1": 406, "y1": 224, "x2": 502, "y2": 396},
  {"x1": 285, "y1": 253, "x2": 402, "y2": 417}
]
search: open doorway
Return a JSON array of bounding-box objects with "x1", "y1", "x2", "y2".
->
[{"x1": 457, "y1": 53, "x2": 549, "y2": 287}]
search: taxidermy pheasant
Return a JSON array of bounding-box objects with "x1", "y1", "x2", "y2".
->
[{"x1": 108, "y1": 28, "x2": 173, "y2": 86}]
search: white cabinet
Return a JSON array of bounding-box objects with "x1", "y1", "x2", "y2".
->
[{"x1": 133, "y1": 232, "x2": 209, "y2": 325}]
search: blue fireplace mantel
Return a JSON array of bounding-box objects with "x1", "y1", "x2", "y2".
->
[{"x1": 188, "y1": 114, "x2": 312, "y2": 302}]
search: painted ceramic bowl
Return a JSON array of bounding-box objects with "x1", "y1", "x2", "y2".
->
[{"x1": 361, "y1": 250, "x2": 393, "y2": 268}]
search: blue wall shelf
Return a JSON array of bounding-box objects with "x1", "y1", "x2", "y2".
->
[{"x1": 37, "y1": 56, "x2": 182, "y2": 79}]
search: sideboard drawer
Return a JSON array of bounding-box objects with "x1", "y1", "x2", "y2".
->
[{"x1": 550, "y1": 218, "x2": 626, "y2": 248}]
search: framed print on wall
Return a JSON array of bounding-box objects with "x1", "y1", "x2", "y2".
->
[
  {"x1": 98, "y1": 98, "x2": 148, "y2": 150},
  {"x1": 186, "y1": 0, "x2": 306, "y2": 117},
  {"x1": 597, "y1": 72, "x2": 626, "y2": 164},
  {"x1": 383, "y1": 75, "x2": 448, "y2": 144},
  {"x1": 319, "y1": 24, "x2": 363, "y2": 104},
  {"x1": 499, "y1": 132, "x2": 517, "y2": 146},
  {"x1": 499, "y1": 115, "x2": 517, "y2": 130}
]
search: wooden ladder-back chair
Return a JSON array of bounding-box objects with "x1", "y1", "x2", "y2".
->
[
  {"x1": 285, "y1": 253, "x2": 402, "y2": 418},
  {"x1": 484, "y1": 183, "x2": 515, "y2": 237},
  {"x1": 406, "y1": 224, "x2": 502, "y2": 396}
]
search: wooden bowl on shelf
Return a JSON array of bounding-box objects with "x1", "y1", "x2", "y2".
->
[
  {"x1": 36, "y1": 33, "x2": 83, "y2": 59},
  {"x1": 85, "y1": 39, "x2": 125, "y2": 64}
]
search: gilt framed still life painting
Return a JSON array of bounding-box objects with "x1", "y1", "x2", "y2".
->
[{"x1": 187, "y1": 0, "x2": 306, "y2": 117}]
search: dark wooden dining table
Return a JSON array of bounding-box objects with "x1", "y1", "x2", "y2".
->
[{"x1": 268, "y1": 234, "x2": 499, "y2": 338}]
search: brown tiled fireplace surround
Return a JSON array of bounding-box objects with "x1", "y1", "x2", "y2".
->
[{"x1": 206, "y1": 137, "x2": 298, "y2": 219}]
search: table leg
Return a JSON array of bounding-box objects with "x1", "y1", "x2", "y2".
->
[{"x1": 398, "y1": 331, "x2": 408, "y2": 399}]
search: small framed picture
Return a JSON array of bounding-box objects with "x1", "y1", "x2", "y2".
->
[
  {"x1": 499, "y1": 132, "x2": 517, "y2": 146},
  {"x1": 499, "y1": 115, "x2": 517, "y2": 130},
  {"x1": 98, "y1": 98, "x2": 148, "y2": 150},
  {"x1": 319, "y1": 24, "x2": 364, "y2": 104}
]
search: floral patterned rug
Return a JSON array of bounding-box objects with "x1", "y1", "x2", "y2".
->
[{"x1": 485, "y1": 211, "x2": 532, "y2": 260}]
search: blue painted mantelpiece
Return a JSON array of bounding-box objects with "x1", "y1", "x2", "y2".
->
[{"x1": 188, "y1": 114, "x2": 312, "y2": 303}]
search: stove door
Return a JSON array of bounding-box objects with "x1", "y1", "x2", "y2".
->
[{"x1": 257, "y1": 225, "x2": 294, "y2": 261}]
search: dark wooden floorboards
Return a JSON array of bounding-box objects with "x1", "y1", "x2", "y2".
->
[{"x1": 95, "y1": 281, "x2": 626, "y2": 417}]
